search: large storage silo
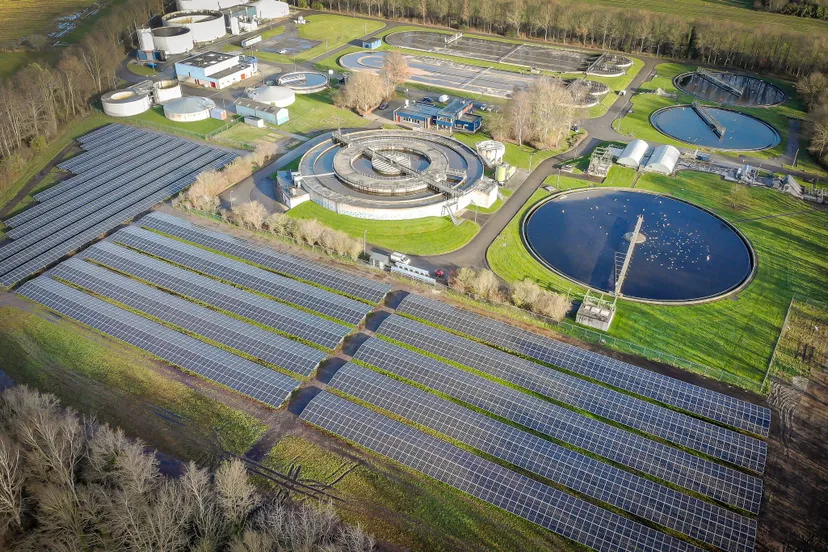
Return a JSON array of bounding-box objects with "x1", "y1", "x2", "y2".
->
[
  {"x1": 163, "y1": 96, "x2": 216, "y2": 122},
  {"x1": 102, "y1": 89, "x2": 153, "y2": 117},
  {"x1": 137, "y1": 28, "x2": 155, "y2": 52},
  {"x1": 153, "y1": 80, "x2": 183, "y2": 103},
  {"x1": 162, "y1": 10, "x2": 225, "y2": 43},
  {"x1": 152, "y1": 26, "x2": 194, "y2": 55},
  {"x1": 251, "y1": 0, "x2": 290, "y2": 19}
]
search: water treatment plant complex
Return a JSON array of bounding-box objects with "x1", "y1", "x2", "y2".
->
[{"x1": 1, "y1": 4, "x2": 827, "y2": 552}]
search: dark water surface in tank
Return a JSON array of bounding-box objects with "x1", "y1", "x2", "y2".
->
[
  {"x1": 351, "y1": 150, "x2": 431, "y2": 175},
  {"x1": 651, "y1": 106, "x2": 780, "y2": 150},
  {"x1": 675, "y1": 72, "x2": 786, "y2": 106},
  {"x1": 523, "y1": 189, "x2": 753, "y2": 302}
]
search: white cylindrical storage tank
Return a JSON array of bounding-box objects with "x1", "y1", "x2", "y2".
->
[
  {"x1": 151, "y1": 26, "x2": 194, "y2": 55},
  {"x1": 178, "y1": 0, "x2": 246, "y2": 9},
  {"x1": 246, "y1": 85, "x2": 295, "y2": 108},
  {"x1": 162, "y1": 10, "x2": 225, "y2": 43},
  {"x1": 475, "y1": 140, "x2": 506, "y2": 168},
  {"x1": 154, "y1": 80, "x2": 183, "y2": 103},
  {"x1": 251, "y1": 0, "x2": 290, "y2": 19},
  {"x1": 617, "y1": 139, "x2": 648, "y2": 169},
  {"x1": 102, "y1": 90, "x2": 153, "y2": 117},
  {"x1": 137, "y1": 28, "x2": 155, "y2": 51},
  {"x1": 163, "y1": 96, "x2": 216, "y2": 122}
]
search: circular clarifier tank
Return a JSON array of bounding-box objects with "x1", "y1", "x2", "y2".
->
[
  {"x1": 675, "y1": 71, "x2": 786, "y2": 107},
  {"x1": 522, "y1": 189, "x2": 755, "y2": 303},
  {"x1": 651, "y1": 105, "x2": 780, "y2": 151}
]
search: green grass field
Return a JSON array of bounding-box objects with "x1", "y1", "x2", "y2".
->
[
  {"x1": 487, "y1": 170, "x2": 828, "y2": 387},
  {"x1": 126, "y1": 62, "x2": 157, "y2": 77},
  {"x1": 128, "y1": 105, "x2": 231, "y2": 136},
  {"x1": 254, "y1": 14, "x2": 384, "y2": 64},
  {"x1": 0, "y1": 0, "x2": 95, "y2": 42},
  {"x1": 212, "y1": 123, "x2": 282, "y2": 150},
  {"x1": 276, "y1": 89, "x2": 368, "y2": 135},
  {"x1": 286, "y1": 200, "x2": 479, "y2": 256},
  {"x1": 453, "y1": 129, "x2": 583, "y2": 171},
  {"x1": 0, "y1": 304, "x2": 266, "y2": 458},
  {"x1": 603, "y1": 165, "x2": 638, "y2": 187}
]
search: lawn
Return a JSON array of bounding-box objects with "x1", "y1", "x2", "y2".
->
[
  {"x1": 128, "y1": 105, "x2": 231, "y2": 137},
  {"x1": 0, "y1": 0, "x2": 95, "y2": 42},
  {"x1": 263, "y1": 434, "x2": 574, "y2": 552},
  {"x1": 453, "y1": 128, "x2": 583, "y2": 171},
  {"x1": 277, "y1": 89, "x2": 368, "y2": 135},
  {"x1": 254, "y1": 14, "x2": 384, "y2": 64},
  {"x1": 0, "y1": 50, "x2": 55, "y2": 78},
  {"x1": 603, "y1": 165, "x2": 638, "y2": 187},
  {"x1": 286, "y1": 200, "x2": 479, "y2": 256},
  {"x1": 212, "y1": 123, "x2": 281, "y2": 150},
  {"x1": 487, "y1": 170, "x2": 828, "y2": 388},
  {"x1": 475, "y1": 188, "x2": 513, "y2": 214},
  {"x1": 0, "y1": 304, "x2": 267, "y2": 458},
  {"x1": 768, "y1": 298, "x2": 828, "y2": 381},
  {"x1": 126, "y1": 62, "x2": 157, "y2": 77}
]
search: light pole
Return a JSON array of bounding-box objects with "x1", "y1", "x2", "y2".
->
[{"x1": 529, "y1": 152, "x2": 534, "y2": 171}]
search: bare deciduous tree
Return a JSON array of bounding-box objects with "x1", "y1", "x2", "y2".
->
[
  {"x1": 380, "y1": 51, "x2": 410, "y2": 87},
  {"x1": 335, "y1": 72, "x2": 386, "y2": 115}
]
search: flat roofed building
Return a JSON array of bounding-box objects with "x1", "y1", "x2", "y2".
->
[
  {"x1": 174, "y1": 51, "x2": 258, "y2": 89},
  {"x1": 393, "y1": 98, "x2": 481, "y2": 133}
]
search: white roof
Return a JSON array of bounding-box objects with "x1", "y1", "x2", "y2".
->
[
  {"x1": 163, "y1": 96, "x2": 216, "y2": 115},
  {"x1": 247, "y1": 85, "x2": 295, "y2": 107},
  {"x1": 645, "y1": 144, "x2": 680, "y2": 174},
  {"x1": 616, "y1": 139, "x2": 648, "y2": 168}
]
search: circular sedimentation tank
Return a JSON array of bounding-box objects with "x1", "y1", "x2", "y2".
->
[
  {"x1": 522, "y1": 188, "x2": 755, "y2": 303},
  {"x1": 101, "y1": 89, "x2": 152, "y2": 117},
  {"x1": 651, "y1": 105, "x2": 780, "y2": 151},
  {"x1": 275, "y1": 71, "x2": 328, "y2": 94},
  {"x1": 163, "y1": 96, "x2": 216, "y2": 122},
  {"x1": 674, "y1": 71, "x2": 786, "y2": 107},
  {"x1": 162, "y1": 10, "x2": 225, "y2": 43},
  {"x1": 246, "y1": 85, "x2": 296, "y2": 107}
]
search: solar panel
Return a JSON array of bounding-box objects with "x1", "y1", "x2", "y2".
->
[
  {"x1": 51, "y1": 258, "x2": 325, "y2": 377},
  {"x1": 59, "y1": 130, "x2": 161, "y2": 174},
  {"x1": 7, "y1": 142, "x2": 204, "y2": 237},
  {"x1": 0, "y1": 154, "x2": 236, "y2": 288},
  {"x1": 76, "y1": 124, "x2": 133, "y2": 148},
  {"x1": 375, "y1": 314, "x2": 766, "y2": 477},
  {"x1": 112, "y1": 226, "x2": 372, "y2": 325},
  {"x1": 81, "y1": 241, "x2": 349, "y2": 350},
  {"x1": 18, "y1": 277, "x2": 301, "y2": 407},
  {"x1": 301, "y1": 391, "x2": 701, "y2": 552},
  {"x1": 0, "y1": 149, "x2": 226, "y2": 264},
  {"x1": 397, "y1": 293, "x2": 771, "y2": 439},
  {"x1": 328, "y1": 363, "x2": 756, "y2": 551},
  {"x1": 75, "y1": 123, "x2": 117, "y2": 144},
  {"x1": 352, "y1": 337, "x2": 763, "y2": 512},
  {"x1": 137, "y1": 212, "x2": 393, "y2": 304}
]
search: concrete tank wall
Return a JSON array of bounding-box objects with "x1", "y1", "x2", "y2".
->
[
  {"x1": 177, "y1": 0, "x2": 246, "y2": 9},
  {"x1": 102, "y1": 91, "x2": 153, "y2": 117},
  {"x1": 152, "y1": 26, "x2": 194, "y2": 55},
  {"x1": 163, "y1": 10, "x2": 225, "y2": 43},
  {"x1": 153, "y1": 80, "x2": 183, "y2": 103}
]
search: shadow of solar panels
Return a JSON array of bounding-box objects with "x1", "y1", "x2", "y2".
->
[
  {"x1": 300, "y1": 391, "x2": 702, "y2": 552},
  {"x1": 81, "y1": 241, "x2": 349, "y2": 350},
  {"x1": 111, "y1": 226, "x2": 372, "y2": 326},
  {"x1": 375, "y1": 314, "x2": 767, "y2": 480},
  {"x1": 17, "y1": 277, "x2": 301, "y2": 408},
  {"x1": 327, "y1": 362, "x2": 756, "y2": 551},
  {"x1": 351, "y1": 336, "x2": 763, "y2": 512},
  {"x1": 137, "y1": 212, "x2": 393, "y2": 304},
  {"x1": 51, "y1": 258, "x2": 326, "y2": 378},
  {"x1": 396, "y1": 293, "x2": 771, "y2": 439}
]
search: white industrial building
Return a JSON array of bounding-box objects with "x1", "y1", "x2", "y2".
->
[
  {"x1": 175, "y1": 51, "x2": 258, "y2": 89},
  {"x1": 236, "y1": 98, "x2": 289, "y2": 125},
  {"x1": 163, "y1": 10, "x2": 226, "y2": 43},
  {"x1": 163, "y1": 96, "x2": 217, "y2": 122},
  {"x1": 616, "y1": 139, "x2": 648, "y2": 169},
  {"x1": 250, "y1": 0, "x2": 290, "y2": 19},
  {"x1": 644, "y1": 145, "x2": 680, "y2": 174},
  {"x1": 246, "y1": 85, "x2": 295, "y2": 107}
]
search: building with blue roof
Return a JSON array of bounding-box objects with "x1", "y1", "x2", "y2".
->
[{"x1": 392, "y1": 98, "x2": 482, "y2": 133}]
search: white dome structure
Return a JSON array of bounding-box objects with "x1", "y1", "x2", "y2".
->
[
  {"x1": 162, "y1": 10, "x2": 225, "y2": 43},
  {"x1": 163, "y1": 96, "x2": 216, "y2": 122},
  {"x1": 152, "y1": 26, "x2": 194, "y2": 55},
  {"x1": 616, "y1": 139, "x2": 648, "y2": 169},
  {"x1": 251, "y1": 0, "x2": 290, "y2": 19},
  {"x1": 246, "y1": 85, "x2": 295, "y2": 108},
  {"x1": 644, "y1": 145, "x2": 680, "y2": 175},
  {"x1": 101, "y1": 89, "x2": 153, "y2": 117}
]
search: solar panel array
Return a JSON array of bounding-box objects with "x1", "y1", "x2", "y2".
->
[
  {"x1": 137, "y1": 212, "x2": 393, "y2": 304},
  {"x1": 82, "y1": 241, "x2": 349, "y2": 350},
  {"x1": 112, "y1": 227, "x2": 372, "y2": 325},
  {"x1": 301, "y1": 391, "x2": 702, "y2": 552},
  {"x1": 60, "y1": 129, "x2": 159, "y2": 172},
  {"x1": 0, "y1": 153, "x2": 235, "y2": 288},
  {"x1": 376, "y1": 314, "x2": 766, "y2": 476},
  {"x1": 18, "y1": 277, "x2": 301, "y2": 407},
  {"x1": 51, "y1": 258, "x2": 325, "y2": 377},
  {"x1": 397, "y1": 293, "x2": 771, "y2": 439},
  {"x1": 328, "y1": 363, "x2": 756, "y2": 552},
  {"x1": 353, "y1": 337, "x2": 763, "y2": 512}
]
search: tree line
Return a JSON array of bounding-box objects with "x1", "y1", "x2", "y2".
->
[
  {"x1": 0, "y1": 0, "x2": 163, "y2": 200},
  {"x1": 314, "y1": 0, "x2": 828, "y2": 77},
  {"x1": 796, "y1": 72, "x2": 828, "y2": 167},
  {"x1": 0, "y1": 385, "x2": 376, "y2": 551},
  {"x1": 754, "y1": 0, "x2": 828, "y2": 21}
]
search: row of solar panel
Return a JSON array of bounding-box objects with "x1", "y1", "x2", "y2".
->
[
  {"x1": 54, "y1": 131, "x2": 171, "y2": 183},
  {"x1": 62, "y1": 127, "x2": 155, "y2": 169},
  {"x1": 327, "y1": 362, "x2": 756, "y2": 552},
  {"x1": 7, "y1": 143, "x2": 211, "y2": 238},
  {"x1": 81, "y1": 241, "x2": 350, "y2": 350},
  {"x1": 51, "y1": 258, "x2": 326, "y2": 377},
  {"x1": 66, "y1": 125, "x2": 156, "y2": 160},
  {"x1": 75, "y1": 124, "x2": 139, "y2": 150},
  {"x1": 113, "y1": 227, "x2": 372, "y2": 326},
  {"x1": 0, "y1": 154, "x2": 235, "y2": 288},
  {"x1": 137, "y1": 212, "x2": 393, "y2": 304},
  {"x1": 375, "y1": 314, "x2": 766, "y2": 477},
  {"x1": 352, "y1": 336, "x2": 762, "y2": 513},
  {"x1": 396, "y1": 293, "x2": 771, "y2": 438},
  {"x1": 301, "y1": 391, "x2": 702, "y2": 552},
  {"x1": 18, "y1": 277, "x2": 302, "y2": 408}
]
